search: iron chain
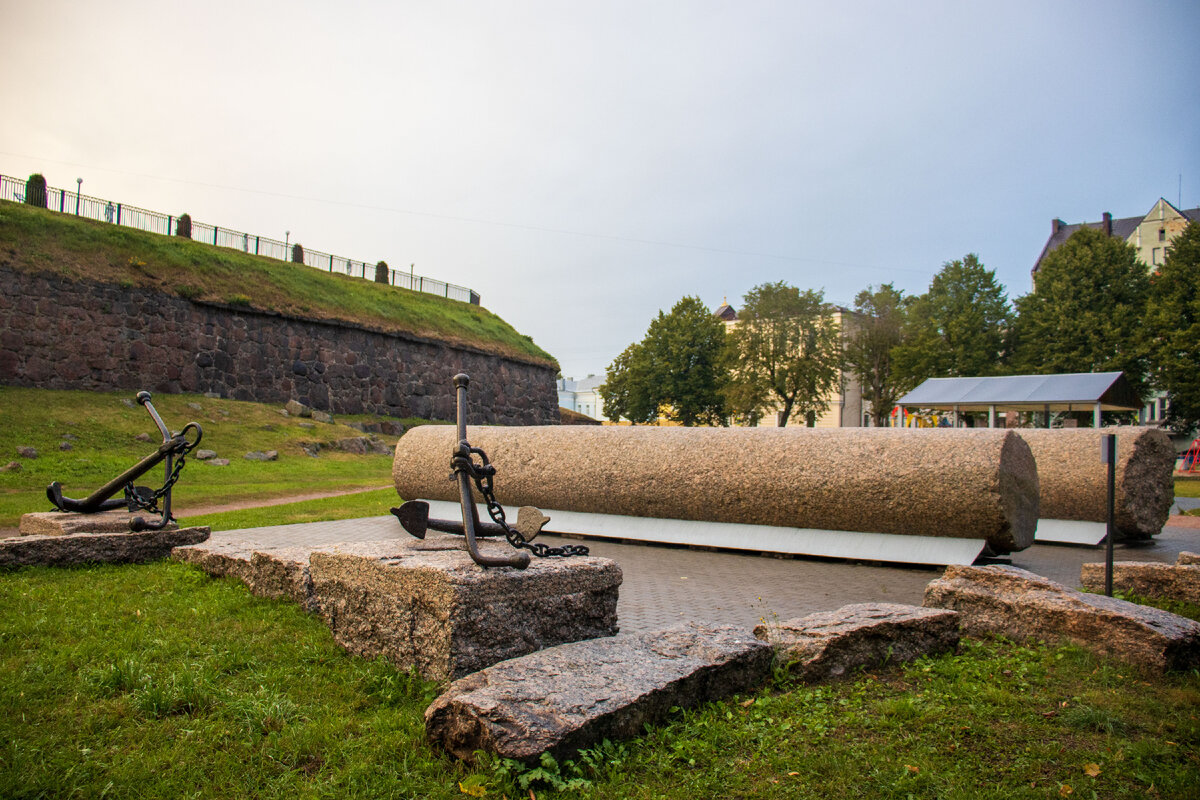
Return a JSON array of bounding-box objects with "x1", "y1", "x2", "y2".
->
[{"x1": 124, "y1": 437, "x2": 195, "y2": 519}]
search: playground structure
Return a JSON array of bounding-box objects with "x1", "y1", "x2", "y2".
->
[{"x1": 1181, "y1": 438, "x2": 1200, "y2": 473}]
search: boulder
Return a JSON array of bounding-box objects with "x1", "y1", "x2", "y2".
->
[
  {"x1": 1080, "y1": 562, "x2": 1200, "y2": 604},
  {"x1": 755, "y1": 603, "x2": 960, "y2": 682},
  {"x1": 285, "y1": 399, "x2": 312, "y2": 418},
  {"x1": 243, "y1": 450, "x2": 278, "y2": 462},
  {"x1": 1178, "y1": 552, "x2": 1200, "y2": 566},
  {"x1": 20, "y1": 510, "x2": 178, "y2": 536},
  {"x1": 16, "y1": 446, "x2": 38, "y2": 458},
  {"x1": 194, "y1": 449, "x2": 218, "y2": 460},
  {"x1": 1016, "y1": 428, "x2": 1175, "y2": 538},
  {"x1": 0, "y1": 527, "x2": 209, "y2": 567},
  {"x1": 923, "y1": 565, "x2": 1200, "y2": 672},
  {"x1": 311, "y1": 410, "x2": 334, "y2": 424},
  {"x1": 425, "y1": 623, "x2": 773, "y2": 764},
  {"x1": 310, "y1": 539, "x2": 621, "y2": 682},
  {"x1": 394, "y1": 426, "x2": 1039, "y2": 554}
]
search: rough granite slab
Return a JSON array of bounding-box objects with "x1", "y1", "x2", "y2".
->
[
  {"x1": 1080, "y1": 562, "x2": 1200, "y2": 604},
  {"x1": 1178, "y1": 552, "x2": 1200, "y2": 566},
  {"x1": 1016, "y1": 428, "x2": 1175, "y2": 538},
  {"x1": 425, "y1": 623, "x2": 773, "y2": 763},
  {"x1": 310, "y1": 543, "x2": 621, "y2": 682},
  {"x1": 394, "y1": 425, "x2": 1039, "y2": 554},
  {"x1": 0, "y1": 526, "x2": 209, "y2": 567},
  {"x1": 754, "y1": 602, "x2": 959, "y2": 682},
  {"x1": 924, "y1": 565, "x2": 1200, "y2": 672},
  {"x1": 172, "y1": 540, "x2": 260, "y2": 585},
  {"x1": 20, "y1": 510, "x2": 179, "y2": 536}
]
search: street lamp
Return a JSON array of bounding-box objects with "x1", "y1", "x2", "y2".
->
[
  {"x1": 75, "y1": 178, "x2": 82, "y2": 215},
  {"x1": 284, "y1": 230, "x2": 290, "y2": 260}
]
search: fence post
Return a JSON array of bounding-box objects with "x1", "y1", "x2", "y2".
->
[
  {"x1": 255, "y1": 236, "x2": 259, "y2": 255},
  {"x1": 116, "y1": 204, "x2": 122, "y2": 225},
  {"x1": 168, "y1": 216, "x2": 174, "y2": 235},
  {"x1": 214, "y1": 226, "x2": 219, "y2": 245},
  {"x1": 59, "y1": 191, "x2": 65, "y2": 213}
]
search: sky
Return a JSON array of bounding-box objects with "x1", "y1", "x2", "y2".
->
[{"x1": 3, "y1": 1, "x2": 1198, "y2": 380}]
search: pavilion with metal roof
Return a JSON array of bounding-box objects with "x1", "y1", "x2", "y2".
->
[{"x1": 896, "y1": 371, "x2": 1140, "y2": 428}]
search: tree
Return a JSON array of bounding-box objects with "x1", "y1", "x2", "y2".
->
[
  {"x1": 292, "y1": 243, "x2": 305, "y2": 264},
  {"x1": 598, "y1": 296, "x2": 728, "y2": 426},
  {"x1": 844, "y1": 283, "x2": 908, "y2": 427},
  {"x1": 723, "y1": 282, "x2": 842, "y2": 427},
  {"x1": 598, "y1": 343, "x2": 657, "y2": 424},
  {"x1": 1145, "y1": 221, "x2": 1200, "y2": 433},
  {"x1": 24, "y1": 174, "x2": 47, "y2": 208},
  {"x1": 175, "y1": 213, "x2": 192, "y2": 238},
  {"x1": 375, "y1": 260, "x2": 389, "y2": 284},
  {"x1": 892, "y1": 254, "x2": 1011, "y2": 388},
  {"x1": 1011, "y1": 227, "x2": 1150, "y2": 398}
]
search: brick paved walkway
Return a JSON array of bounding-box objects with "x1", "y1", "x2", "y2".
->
[{"x1": 209, "y1": 517, "x2": 1200, "y2": 634}]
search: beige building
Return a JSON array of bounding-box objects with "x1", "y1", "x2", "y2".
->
[
  {"x1": 715, "y1": 299, "x2": 865, "y2": 428},
  {"x1": 1034, "y1": 198, "x2": 1200, "y2": 277}
]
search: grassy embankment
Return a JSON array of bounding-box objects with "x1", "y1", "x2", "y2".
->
[
  {"x1": 0, "y1": 562, "x2": 1196, "y2": 799},
  {"x1": 0, "y1": 387, "x2": 425, "y2": 530},
  {"x1": 0, "y1": 199, "x2": 555, "y2": 366}
]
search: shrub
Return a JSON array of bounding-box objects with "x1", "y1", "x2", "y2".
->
[
  {"x1": 24, "y1": 174, "x2": 47, "y2": 208},
  {"x1": 176, "y1": 213, "x2": 192, "y2": 238},
  {"x1": 292, "y1": 243, "x2": 305, "y2": 264},
  {"x1": 375, "y1": 260, "x2": 389, "y2": 284}
]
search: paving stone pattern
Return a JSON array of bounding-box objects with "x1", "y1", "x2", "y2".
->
[{"x1": 203, "y1": 516, "x2": 1200, "y2": 634}]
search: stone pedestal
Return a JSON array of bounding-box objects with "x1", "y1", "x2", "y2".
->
[
  {"x1": 19, "y1": 510, "x2": 178, "y2": 536},
  {"x1": 309, "y1": 537, "x2": 622, "y2": 682},
  {"x1": 0, "y1": 526, "x2": 209, "y2": 567}
]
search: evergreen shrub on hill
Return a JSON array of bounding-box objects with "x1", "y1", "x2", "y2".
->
[
  {"x1": 24, "y1": 174, "x2": 47, "y2": 208},
  {"x1": 292, "y1": 243, "x2": 305, "y2": 264},
  {"x1": 176, "y1": 213, "x2": 192, "y2": 238},
  {"x1": 375, "y1": 260, "x2": 389, "y2": 284}
]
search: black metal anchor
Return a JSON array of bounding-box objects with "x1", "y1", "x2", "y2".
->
[
  {"x1": 391, "y1": 373, "x2": 588, "y2": 568},
  {"x1": 46, "y1": 391, "x2": 202, "y2": 532}
]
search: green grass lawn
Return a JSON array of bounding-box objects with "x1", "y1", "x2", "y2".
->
[
  {"x1": 0, "y1": 199, "x2": 554, "y2": 366},
  {"x1": 0, "y1": 387, "x2": 405, "y2": 528},
  {"x1": 1, "y1": 562, "x2": 1196, "y2": 799}
]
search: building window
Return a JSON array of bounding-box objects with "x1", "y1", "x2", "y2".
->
[
  {"x1": 1152, "y1": 247, "x2": 1162, "y2": 265},
  {"x1": 1159, "y1": 228, "x2": 1166, "y2": 241}
]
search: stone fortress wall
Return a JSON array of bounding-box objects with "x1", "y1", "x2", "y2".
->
[{"x1": 0, "y1": 269, "x2": 558, "y2": 425}]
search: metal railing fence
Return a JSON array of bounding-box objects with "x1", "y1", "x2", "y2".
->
[{"x1": 0, "y1": 173, "x2": 479, "y2": 305}]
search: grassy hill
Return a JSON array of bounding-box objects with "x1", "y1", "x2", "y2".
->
[{"x1": 0, "y1": 200, "x2": 555, "y2": 366}]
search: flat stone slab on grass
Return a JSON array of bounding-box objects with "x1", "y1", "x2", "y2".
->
[
  {"x1": 1178, "y1": 552, "x2": 1200, "y2": 566},
  {"x1": 754, "y1": 602, "x2": 959, "y2": 682},
  {"x1": 924, "y1": 565, "x2": 1200, "y2": 672},
  {"x1": 311, "y1": 541, "x2": 621, "y2": 682},
  {"x1": 20, "y1": 510, "x2": 178, "y2": 536},
  {"x1": 425, "y1": 623, "x2": 772, "y2": 764},
  {"x1": 1080, "y1": 562, "x2": 1200, "y2": 604},
  {"x1": 0, "y1": 526, "x2": 209, "y2": 567}
]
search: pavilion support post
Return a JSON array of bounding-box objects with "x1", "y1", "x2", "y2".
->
[
  {"x1": 952, "y1": 406, "x2": 960, "y2": 428},
  {"x1": 1094, "y1": 402, "x2": 1102, "y2": 428},
  {"x1": 989, "y1": 405, "x2": 996, "y2": 428},
  {"x1": 1044, "y1": 404, "x2": 1051, "y2": 428}
]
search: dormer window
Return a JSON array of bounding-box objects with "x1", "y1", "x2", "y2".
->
[{"x1": 1159, "y1": 228, "x2": 1166, "y2": 241}]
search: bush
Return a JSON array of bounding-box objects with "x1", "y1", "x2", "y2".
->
[
  {"x1": 375, "y1": 260, "x2": 389, "y2": 284},
  {"x1": 292, "y1": 243, "x2": 305, "y2": 264},
  {"x1": 176, "y1": 213, "x2": 192, "y2": 238},
  {"x1": 24, "y1": 174, "x2": 47, "y2": 208}
]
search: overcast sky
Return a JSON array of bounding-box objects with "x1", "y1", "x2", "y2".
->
[{"x1": 3, "y1": 1, "x2": 1198, "y2": 380}]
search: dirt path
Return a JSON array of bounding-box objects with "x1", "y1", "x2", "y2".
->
[{"x1": 175, "y1": 485, "x2": 392, "y2": 518}]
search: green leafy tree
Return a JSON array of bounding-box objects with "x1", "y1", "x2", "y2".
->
[
  {"x1": 1011, "y1": 228, "x2": 1150, "y2": 397},
  {"x1": 599, "y1": 296, "x2": 728, "y2": 426},
  {"x1": 1145, "y1": 221, "x2": 1200, "y2": 432},
  {"x1": 24, "y1": 174, "x2": 47, "y2": 208},
  {"x1": 723, "y1": 282, "x2": 842, "y2": 427},
  {"x1": 892, "y1": 254, "x2": 1011, "y2": 387},
  {"x1": 598, "y1": 343, "x2": 657, "y2": 424},
  {"x1": 844, "y1": 283, "x2": 908, "y2": 427}
]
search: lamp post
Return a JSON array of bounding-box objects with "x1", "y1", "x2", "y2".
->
[
  {"x1": 284, "y1": 230, "x2": 290, "y2": 261},
  {"x1": 75, "y1": 178, "x2": 82, "y2": 215}
]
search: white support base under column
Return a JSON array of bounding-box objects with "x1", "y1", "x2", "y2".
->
[
  {"x1": 422, "y1": 500, "x2": 990, "y2": 566},
  {"x1": 1033, "y1": 519, "x2": 1108, "y2": 545}
]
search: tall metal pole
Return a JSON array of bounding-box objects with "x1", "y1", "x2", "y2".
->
[
  {"x1": 75, "y1": 178, "x2": 82, "y2": 215},
  {"x1": 1104, "y1": 433, "x2": 1116, "y2": 596}
]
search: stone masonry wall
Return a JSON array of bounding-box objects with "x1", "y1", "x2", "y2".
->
[{"x1": 0, "y1": 270, "x2": 558, "y2": 424}]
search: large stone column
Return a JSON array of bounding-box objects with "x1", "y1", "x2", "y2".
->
[
  {"x1": 1015, "y1": 427, "x2": 1174, "y2": 539},
  {"x1": 394, "y1": 426, "x2": 1039, "y2": 554}
]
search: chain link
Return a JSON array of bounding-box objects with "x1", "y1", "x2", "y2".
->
[
  {"x1": 455, "y1": 448, "x2": 589, "y2": 558},
  {"x1": 124, "y1": 437, "x2": 195, "y2": 519}
]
